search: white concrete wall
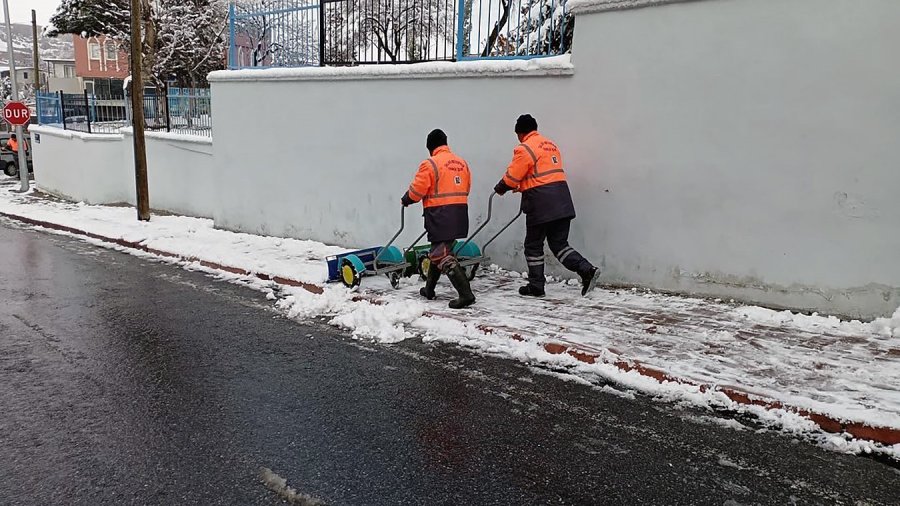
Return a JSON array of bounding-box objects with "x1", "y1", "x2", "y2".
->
[
  {"x1": 209, "y1": 69, "x2": 567, "y2": 258},
  {"x1": 124, "y1": 131, "x2": 216, "y2": 218},
  {"x1": 209, "y1": 0, "x2": 900, "y2": 318},
  {"x1": 30, "y1": 126, "x2": 133, "y2": 204},
  {"x1": 29, "y1": 126, "x2": 216, "y2": 219},
  {"x1": 566, "y1": 0, "x2": 900, "y2": 317}
]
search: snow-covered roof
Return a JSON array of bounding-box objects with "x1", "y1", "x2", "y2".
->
[{"x1": 568, "y1": 0, "x2": 713, "y2": 15}]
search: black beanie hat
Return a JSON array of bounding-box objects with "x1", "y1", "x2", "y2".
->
[
  {"x1": 426, "y1": 129, "x2": 448, "y2": 153},
  {"x1": 515, "y1": 114, "x2": 538, "y2": 135}
]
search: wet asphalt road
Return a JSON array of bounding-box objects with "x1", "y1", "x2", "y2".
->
[{"x1": 1, "y1": 219, "x2": 898, "y2": 506}]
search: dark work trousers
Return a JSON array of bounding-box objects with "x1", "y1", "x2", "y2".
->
[
  {"x1": 5, "y1": 149, "x2": 18, "y2": 172},
  {"x1": 524, "y1": 218, "x2": 594, "y2": 290},
  {"x1": 429, "y1": 241, "x2": 459, "y2": 273}
]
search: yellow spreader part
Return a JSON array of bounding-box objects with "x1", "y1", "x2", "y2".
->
[{"x1": 342, "y1": 264, "x2": 355, "y2": 286}]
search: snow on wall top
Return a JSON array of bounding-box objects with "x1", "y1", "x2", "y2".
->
[
  {"x1": 29, "y1": 125, "x2": 123, "y2": 142},
  {"x1": 567, "y1": 0, "x2": 712, "y2": 15},
  {"x1": 120, "y1": 127, "x2": 214, "y2": 146},
  {"x1": 208, "y1": 55, "x2": 574, "y2": 83}
]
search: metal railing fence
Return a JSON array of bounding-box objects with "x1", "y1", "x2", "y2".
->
[
  {"x1": 228, "y1": 0, "x2": 571, "y2": 68},
  {"x1": 230, "y1": 0, "x2": 322, "y2": 68},
  {"x1": 36, "y1": 88, "x2": 213, "y2": 137},
  {"x1": 321, "y1": 0, "x2": 457, "y2": 65}
]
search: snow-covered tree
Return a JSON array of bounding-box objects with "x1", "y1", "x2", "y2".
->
[
  {"x1": 154, "y1": 0, "x2": 229, "y2": 86},
  {"x1": 234, "y1": 0, "x2": 319, "y2": 67},
  {"x1": 457, "y1": 0, "x2": 571, "y2": 58},
  {"x1": 48, "y1": 0, "x2": 227, "y2": 87},
  {"x1": 461, "y1": 0, "x2": 474, "y2": 56},
  {"x1": 0, "y1": 77, "x2": 36, "y2": 102},
  {"x1": 46, "y1": 0, "x2": 131, "y2": 39},
  {"x1": 509, "y1": 0, "x2": 573, "y2": 56}
]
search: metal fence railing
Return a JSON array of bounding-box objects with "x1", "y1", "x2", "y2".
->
[
  {"x1": 230, "y1": 0, "x2": 322, "y2": 68},
  {"x1": 166, "y1": 88, "x2": 213, "y2": 134},
  {"x1": 36, "y1": 91, "x2": 63, "y2": 125},
  {"x1": 228, "y1": 0, "x2": 571, "y2": 68},
  {"x1": 458, "y1": 0, "x2": 571, "y2": 60},
  {"x1": 321, "y1": 0, "x2": 458, "y2": 65},
  {"x1": 36, "y1": 88, "x2": 213, "y2": 137}
]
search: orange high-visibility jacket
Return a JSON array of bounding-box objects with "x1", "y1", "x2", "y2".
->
[
  {"x1": 407, "y1": 146, "x2": 471, "y2": 208},
  {"x1": 502, "y1": 131, "x2": 566, "y2": 192}
]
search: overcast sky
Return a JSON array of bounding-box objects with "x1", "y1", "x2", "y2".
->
[{"x1": 4, "y1": 0, "x2": 60, "y2": 26}]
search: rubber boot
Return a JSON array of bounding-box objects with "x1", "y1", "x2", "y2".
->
[
  {"x1": 519, "y1": 284, "x2": 545, "y2": 297},
  {"x1": 580, "y1": 267, "x2": 601, "y2": 297},
  {"x1": 446, "y1": 265, "x2": 476, "y2": 309},
  {"x1": 419, "y1": 263, "x2": 441, "y2": 300}
]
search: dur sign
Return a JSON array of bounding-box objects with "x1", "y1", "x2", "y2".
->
[{"x1": 3, "y1": 101, "x2": 31, "y2": 126}]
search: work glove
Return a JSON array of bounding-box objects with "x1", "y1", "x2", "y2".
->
[
  {"x1": 494, "y1": 181, "x2": 512, "y2": 196},
  {"x1": 401, "y1": 192, "x2": 415, "y2": 207}
]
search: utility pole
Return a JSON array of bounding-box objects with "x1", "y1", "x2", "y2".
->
[
  {"x1": 130, "y1": 0, "x2": 150, "y2": 221},
  {"x1": 31, "y1": 10, "x2": 40, "y2": 91},
  {"x1": 2, "y1": 0, "x2": 29, "y2": 192}
]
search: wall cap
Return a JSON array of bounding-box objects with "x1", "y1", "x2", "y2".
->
[
  {"x1": 28, "y1": 125, "x2": 123, "y2": 142},
  {"x1": 568, "y1": 0, "x2": 712, "y2": 15},
  {"x1": 208, "y1": 55, "x2": 574, "y2": 83},
  {"x1": 120, "y1": 127, "x2": 213, "y2": 145}
]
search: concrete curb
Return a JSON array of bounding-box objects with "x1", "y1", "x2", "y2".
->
[{"x1": 4, "y1": 210, "x2": 899, "y2": 447}]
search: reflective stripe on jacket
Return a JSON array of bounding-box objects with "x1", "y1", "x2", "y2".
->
[
  {"x1": 502, "y1": 132, "x2": 566, "y2": 192},
  {"x1": 405, "y1": 145, "x2": 471, "y2": 242},
  {"x1": 407, "y1": 146, "x2": 471, "y2": 208},
  {"x1": 502, "y1": 132, "x2": 576, "y2": 226}
]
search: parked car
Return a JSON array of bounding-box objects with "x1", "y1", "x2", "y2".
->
[{"x1": 0, "y1": 132, "x2": 34, "y2": 177}]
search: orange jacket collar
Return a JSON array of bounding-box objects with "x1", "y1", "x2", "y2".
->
[
  {"x1": 430, "y1": 146, "x2": 451, "y2": 156},
  {"x1": 522, "y1": 131, "x2": 539, "y2": 142}
]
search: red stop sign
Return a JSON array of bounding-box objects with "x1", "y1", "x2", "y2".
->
[{"x1": 3, "y1": 101, "x2": 31, "y2": 126}]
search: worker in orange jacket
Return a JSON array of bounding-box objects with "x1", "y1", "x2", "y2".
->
[
  {"x1": 401, "y1": 129, "x2": 476, "y2": 309},
  {"x1": 494, "y1": 114, "x2": 600, "y2": 297},
  {"x1": 3, "y1": 134, "x2": 27, "y2": 175},
  {"x1": 3, "y1": 133, "x2": 27, "y2": 152},
  {"x1": 6, "y1": 134, "x2": 21, "y2": 152}
]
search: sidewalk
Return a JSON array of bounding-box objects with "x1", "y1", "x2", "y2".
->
[{"x1": 1, "y1": 182, "x2": 898, "y2": 456}]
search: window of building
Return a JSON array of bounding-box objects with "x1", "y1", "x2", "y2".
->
[
  {"x1": 64, "y1": 65, "x2": 76, "y2": 78},
  {"x1": 89, "y1": 42, "x2": 101, "y2": 60},
  {"x1": 106, "y1": 42, "x2": 118, "y2": 61},
  {"x1": 22, "y1": 71, "x2": 28, "y2": 80},
  {"x1": 93, "y1": 78, "x2": 125, "y2": 99}
]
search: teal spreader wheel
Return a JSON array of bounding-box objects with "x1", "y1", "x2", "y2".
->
[{"x1": 340, "y1": 254, "x2": 365, "y2": 289}]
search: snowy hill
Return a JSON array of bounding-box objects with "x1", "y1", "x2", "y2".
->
[{"x1": 0, "y1": 23, "x2": 74, "y2": 66}]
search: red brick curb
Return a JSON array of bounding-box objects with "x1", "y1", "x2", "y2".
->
[
  {"x1": 5, "y1": 210, "x2": 898, "y2": 447},
  {"x1": 539, "y1": 342, "x2": 900, "y2": 446}
]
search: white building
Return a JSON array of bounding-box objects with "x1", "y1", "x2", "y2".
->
[
  {"x1": 41, "y1": 58, "x2": 82, "y2": 94},
  {"x1": 0, "y1": 66, "x2": 35, "y2": 85}
]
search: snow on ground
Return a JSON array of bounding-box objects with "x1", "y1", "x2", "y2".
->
[
  {"x1": 1, "y1": 184, "x2": 898, "y2": 458},
  {"x1": 0, "y1": 191, "x2": 343, "y2": 285}
]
